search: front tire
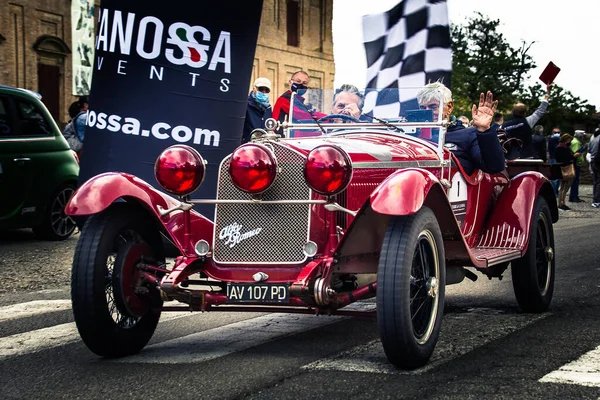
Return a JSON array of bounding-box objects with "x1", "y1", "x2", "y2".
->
[
  {"x1": 377, "y1": 207, "x2": 446, "y2": 369},
  {"x1": 511, "y1": 196, "x2": 555, "y2": 312},
  {"x1": 71, "y1": 203, "x2": 164, "y2": 357}
]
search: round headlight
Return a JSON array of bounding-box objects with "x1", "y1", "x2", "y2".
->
[
  {"x1": 194, "y1": 239, "x2": 210, "y2": 256},
  {"x1": 154, "y1": 145, "x2": 206, "y2": 196},
  {"x1": 304, "y1": 145, "x2": 352, "y2": 196},
  {"x1": 229, "y1": 144, "x2": 278, "y2": 194}
]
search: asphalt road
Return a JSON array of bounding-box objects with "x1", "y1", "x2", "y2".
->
[{"x1": 0, "y1": 190, "x2": 599, "y2": 399}]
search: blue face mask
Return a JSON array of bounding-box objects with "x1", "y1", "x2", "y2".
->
[
  {"x1": 290, "y1": 82, "x2": 308, "y2": 96},
  {"x1": 255, "y1": 91, "x2": 269, "y2": 104}
]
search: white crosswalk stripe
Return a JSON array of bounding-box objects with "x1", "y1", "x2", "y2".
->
[
  {"x1": 2, "y1": 295, "x2": 597, "y2": 394},
  {"x1": 0, "y1": 305, "x2": 191, "y2": 360},
  {"x1": 539, "y1": 345, "x2": 600, "y2": 388},
  {"x1": 0, "y1": 300, "x2": 72, "y2": 323},
  {"x1": 0, "y1": 300, "x2": 376, "y2": 361},
  {"x1": 303, "y1": 309, "x2": 549, "y2": 374},
  {"x1": 117, "y1": 313, "x2": 348, "y2": 364},
  {"x1": 117, "y1": 302, "x2": 376, "y2": 364},
  {"x1": 0, "y1": 322, "x2": 80, "y2": 359}
]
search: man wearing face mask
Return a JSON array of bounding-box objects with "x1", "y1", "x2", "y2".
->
[
  {"x1": 272, "y1": 71, "x2": 310, "y2": 131},
  {"x1": 242, "y1": 77, "x2": 273, "y2": 143}
]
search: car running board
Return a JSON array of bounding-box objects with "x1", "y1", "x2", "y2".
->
[{"x1": 470, "y1": 247, "x2": 522, "y2": 268}]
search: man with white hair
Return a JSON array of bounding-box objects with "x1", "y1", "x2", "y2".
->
[{"x1": 416, "y1": 82, "x2": 505, "y2": 175}]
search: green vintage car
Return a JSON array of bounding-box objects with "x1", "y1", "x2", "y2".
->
[{"x1": 0, "y1": 85, "x2": 79, "y2": 240}]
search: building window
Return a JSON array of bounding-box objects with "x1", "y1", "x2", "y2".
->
[{"x1": 287, "y1": 0, "x2": 299, "y2": 47}]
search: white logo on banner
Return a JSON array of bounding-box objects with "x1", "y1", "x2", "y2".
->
[{"x1": 219, "y1": 223, "x2": 262, "y2": 248}]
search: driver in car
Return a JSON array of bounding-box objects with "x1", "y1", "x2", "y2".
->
[
  {"x1": 417, "y1": 82, "x2": 506, "y2": 176},
  {"x1": 330, "y1": 84, "x2": 364, "y2": 122}
]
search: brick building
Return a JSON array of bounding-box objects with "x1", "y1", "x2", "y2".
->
[
  {"x1": 0, "y1": 0, "x2": 334, "y2": 125},
  {"x1": 253, "y1": 0, "x2": 335, "y2": 110}
]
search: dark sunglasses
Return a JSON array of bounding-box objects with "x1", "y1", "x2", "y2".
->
[{"x1": 257, "y1": 87, "x2": 270, "y2": 93}]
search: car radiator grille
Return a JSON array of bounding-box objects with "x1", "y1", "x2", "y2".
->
[{"x1": 213, "y1": 142, "x2": 310, "y2": 264}]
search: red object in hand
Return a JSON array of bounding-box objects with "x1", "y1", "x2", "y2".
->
[{"x1": 539, "y1": 61, "x2": 560, "y2": 85}]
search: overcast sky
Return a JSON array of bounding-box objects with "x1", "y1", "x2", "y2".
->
[{"x1": 333, "y1": 0, "x2": 600, "y2": 109}]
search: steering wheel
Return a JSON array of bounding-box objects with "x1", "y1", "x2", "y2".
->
[{"x1": 317, "y1": 113, "x2": 360, "y2": 123}]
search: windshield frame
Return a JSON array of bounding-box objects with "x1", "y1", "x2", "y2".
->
[{"x1": 285, "y1": 89, "x2": 448, "y2": 159}]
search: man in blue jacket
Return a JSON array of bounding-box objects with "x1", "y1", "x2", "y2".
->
[
  {"x1": 242, "y1": 77, "x2": 273, "y2": 143},
  {"x1": 417, "y1": 82, "x2": 506, "y2": 175}
]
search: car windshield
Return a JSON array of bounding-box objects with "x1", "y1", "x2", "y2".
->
[{"x1": 286, "y1": 86, "x2": 447, "y2": 150}]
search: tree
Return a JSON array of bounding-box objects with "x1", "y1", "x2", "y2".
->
[
  {"x1": 450, "y1": 13, "x2": 535, "y2": 116},
  {"x1": 518, "y1": 83, "x2": 598, "y2": 133},
  {"x1": 450, "y1": 13, "x2": 598, "y2": 132}
]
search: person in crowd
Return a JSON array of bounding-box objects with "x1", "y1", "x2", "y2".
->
[
  {"x1": 568, "y1": 131, "x2": 586, "y2": 203},
  {"x1": 458, "y1": 115, "x2": 470, "y2": 127},
  {"x1": 67, "y1": 101, "x2": 80, "y2": 121},
  {"x1": 416, "y1": 82, "x2": 505, "y2": 175},
  {"x1": 242, "y1": 77, "x2": 273, "y2": 143},
  {"x1": 555, "y1": 133, "x2": 576, "y2": 211},
  {"x1": 272, "y1": 70, "x2": 310, "y2": 127},
  {"x1": 491, "y1": 112, "x2": 504, "y2": 130},
  {"x1": 75, "y1": 96, "x2": 88, "y2": 140},
  {"x1": 588, "y1": 127, "x2": 600, "y2": 208},
  {"x1": 502, "y1": 84, "x2": 551, "y2": 158},
  {"x1": 548, "y1": 127, "x2": 561, "y2": 195},
  {"x1": 62, "y1": 96, "x2": 88, "y2": 154},
  {"x1": 330, "y1": 84, "x2": 363, "y2": 121},
  {"x1": 531, "y1": 125, "x2": 547, "y2": 162}
]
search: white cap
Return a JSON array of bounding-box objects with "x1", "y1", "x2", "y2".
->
[{"x1": 254, "y1": 77, "x2": 272, "y2": 92}]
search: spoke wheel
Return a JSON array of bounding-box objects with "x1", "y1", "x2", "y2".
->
[
  {"x1": 511, "y1": 196, "x2": 555, "y2": 312},
  {"x1": 33, "y1": 184, "x2": 77, "y2": 240},
  {"x1": 377, "y1": 207, "x2": 446, "y2": 369},
  {"x1": 71, "y1": 203, "x2": 164, "y2": 357}
]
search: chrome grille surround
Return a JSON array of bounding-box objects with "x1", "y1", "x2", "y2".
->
[{"x1": 212, "y1": 142, "x2": 311, "y2": 264}]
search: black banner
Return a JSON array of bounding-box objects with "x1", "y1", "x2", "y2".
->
[{"x1": 80, "y1": 0, "x2": 264, "y2": 217}]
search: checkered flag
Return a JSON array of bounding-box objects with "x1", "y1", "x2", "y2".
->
[{"x1": 362, "y1": 0, "x2": 452, "y2": 117}]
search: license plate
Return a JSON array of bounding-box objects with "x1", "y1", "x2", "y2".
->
[{"x1": 226, "y1": 283, "x2": 289, "y2": 303}]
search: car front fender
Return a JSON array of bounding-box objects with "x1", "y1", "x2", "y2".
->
[
  {"x1": 66, "y1": 172, "x2": 214, "y2": 255},
  {"x1": 66, "y1": 172, "x2": 179, "y2": 216},
  {"x1": 370, "y1": 168, "x2": 440, "y2": 215},
  {"x1": 332, "y1": 169, "x2": 469, "y2": 275}
]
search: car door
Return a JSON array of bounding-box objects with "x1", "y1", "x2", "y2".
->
[
  {"x1": 0, "y1": 93, "x2": 64, "y2": 225},
  {"x1": 0, "y1": 95, "x2": 35, "y2": 221}
]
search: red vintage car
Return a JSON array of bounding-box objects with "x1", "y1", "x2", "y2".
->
[{"x1": 66, "y1": 88, "x2": 557, "y2": 369}]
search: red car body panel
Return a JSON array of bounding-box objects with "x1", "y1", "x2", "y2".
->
[
  {"x1": 481, "y1": 171, "x2": 557, "y2": 251},
  {"x1": 370, "y1": 168, "x2": 437, "y2": 216}
]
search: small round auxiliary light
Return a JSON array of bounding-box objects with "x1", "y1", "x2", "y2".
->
[
  {"x1": 194, "y1": 239, "x2": 210, "y2": 257},
  {"x1": 229, "y1": 143, "x2": 278, "y2": 194},
  {"x1": 304, "y1": 145, "x2": 353, "y2": 196},
  {"x1": 302, "y1": 241, "x2": 318, "y2": 257},
  {"x1": 154, "y1": 145, "x2": 206, "y2": 196}
]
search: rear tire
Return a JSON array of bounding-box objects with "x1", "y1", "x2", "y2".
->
[
  {"x1": 33, "y1": 183, "x2": 77, "y2": 241},
  {"x1": 377, "y1": 207, "x2": 446, "y2": 369},
  {"x1": 71, "y1": 203, "x2": 164, "y2": 357},
  {"x1": 511, "y1": 196, "x2": 555, "y2": 312}
]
